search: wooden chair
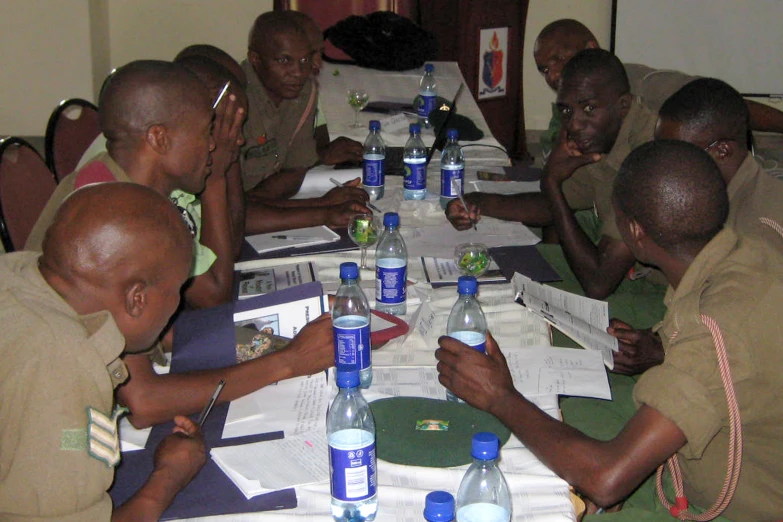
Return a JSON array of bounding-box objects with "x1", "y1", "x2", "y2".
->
[
  {"x1": 44, "y1": 98, "x2": 100, "y2": 182},
  {"x1": 0, "y1": 137, "x2": 58, "y2": 252}
]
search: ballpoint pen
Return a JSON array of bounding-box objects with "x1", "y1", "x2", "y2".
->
[
  {"x1": 197, "y1": 379, "x2": 226, "y2": 427},
  {"x1": 329, "y1": 177, "x2": 382, "y2": 214},
  {"x1": 212, "y1": 81, "x2": 231, "y2": 109},
  {"x1": 453, "y1": 178, "x2": 477, "y2": 231},
  {"x1": 271, "y1": 235, "x2": 317, "y2": 240}
]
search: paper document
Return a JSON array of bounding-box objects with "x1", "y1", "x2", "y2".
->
[
  {"x1": 513, "y1": 273, "x2": 619, "y2": 368},
  {"x1": 211, "y1": 430, "x2": 329, "y2": 499},
  {"x1": 223, "y1": 373, "x2": 329, "y2": 439},
  {"x1": 237, "y1": 262, "x2": 317, "y2": 299},
  {"x1": 399, "y1": 220, "x2": 540, "y2": 258},
  {"x1": 246, "y1": 226, "x2": 340, "y2": 254},
  {"x1": 291, "y1": 165, "x2": 362, "y2": 199},
  {"x1": 505, "y1": 346, "x2": 611, "y2": 400}
]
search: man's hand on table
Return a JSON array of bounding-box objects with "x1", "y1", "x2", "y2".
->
[
  {"x1": 608, "y1": 319, "x2": 664, "y2": 375},
  {"x1": 320, "y1": 177, "x2": 369, "y2": 206},
  {"x1": 320, "y1": 137, "x2": 363, "y2": 165},
  {"x1": 282, "y1": 313, "x2": 335, "y2": 377},
  {"x1": 435, "y1": 332, "x2": 518, "y2": 413},
  {"x1": 153, "y1": 415, "x2": 207, "y2": 493},
  {"x1": 325, "y1": 200, "x2": 373, "y2": 228},
  {"x1": 445, "y1": 193, "x2": 482, "y2": 231}
]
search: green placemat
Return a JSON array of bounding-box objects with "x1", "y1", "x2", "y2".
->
[{"x1": 370, "y1": 397, "x2": 511, "y2": 468}]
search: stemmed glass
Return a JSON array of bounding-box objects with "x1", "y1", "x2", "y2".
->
[
  {"x1": 347, "y1": 88, "x2": 369, "y2": 128},
  {"x1": 348, "y1": 214, "x2": 380, "y2": 270}
]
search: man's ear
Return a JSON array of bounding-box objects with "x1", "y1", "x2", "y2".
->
[
  {"x1": 628, "y1": 218, "x2": 647, "y2": 248},
  {"x1": 618, "y1": 92, "x2": 632, "y2": 116},
  {"x1": 585, "y1": 39, "x2": 600, "y2": 50},
  {"x1": 248, "y1": 50, "x2": 261, "y2": 67},
  {"x1": 713, "y1": 139, "x2": 735, "y2": 161},
  {"x1": 125, "y1": 281, "x2": 148, "y2": 319},
  {"x1": 145, "y1": 124, "x2": 169, "y2": 155}
]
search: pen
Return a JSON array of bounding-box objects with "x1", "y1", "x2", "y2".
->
[
  {"x1": 329, "y1": 177, "x2": 382, "y2": 214},
  {"x1": 197, "y1": 379, "x2": 225, "y2": 427},
  {"x1": 212, "y1": 80, "x2": 231, "y2": 109},
  {"x1": 271, "y1": 235, "x2": 317, "y2": 240},
  {"x1": 453, "y1": 178, "x2": 477, "y2": 231}
]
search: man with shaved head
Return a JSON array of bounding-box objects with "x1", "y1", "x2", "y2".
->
[
  {"x1": 437, "y1": 140, "x2": 783, "y2": 521},
  {"x1": 239, "y1": 11, "x2": 370, "y2": 233},
  {"x1": 448, "y1": 49, "x2": 661, "y2": 304},
  {"x1": 175, "y1": 44, "x2": 248, "y2": 87},
  {"x1": 0, "y1": 183, "x2": 206, "y2": 521}
]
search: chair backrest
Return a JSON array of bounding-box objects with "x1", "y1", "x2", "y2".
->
[
  {"x1": 0, "y1": 137, "x2": 58, "y2": 252},
  {"x1": 44, "y1": 98, "x2": 100, "y2": 182}
]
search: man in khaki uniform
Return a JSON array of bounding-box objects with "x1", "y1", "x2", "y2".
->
[
  {"x1": 239, "y1": 12, "x2": 371, "y2": 234},
  {"x1": 656, "y1": 78, "x2": 783, "y2": 249},
  {"x1": 447, "y1": 50, "x2": 659, "y2": 301},
  {"x1": 437, "y1": 140, "x2": 783, "y2": 521},
  {"x1": 0, "y1": 183, "x2": 205, "y2": 521}
]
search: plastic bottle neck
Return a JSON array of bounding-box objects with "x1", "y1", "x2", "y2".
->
[{"x1": 341, "y1": 278, "x2": 359, "y2": 285}]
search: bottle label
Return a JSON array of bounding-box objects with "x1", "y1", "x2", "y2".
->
[
  {"x1": 329, "y1": 429, "x2": 377, "y2": 501},
  {"x1": 333, "y1": 315, "x2": 371, "y2": 371},
  {"x1": 441, "y1": 165, "x2": 464, "y2": 198},
  {"x1": 363, "y1": 154, "x2": 385, "y2": 187},
  {"x1": 404, "y1": 157, "x2": 427, "y2": 190},
  {"x1": 417, "y1": 93, "x2": 437, "y2": 118},
  {"x1": 449, "y1": 330, "x2": 486, "y2": 353},
  {"x1": 375, "y1": 259, "x2": 407, "y2": 304}
]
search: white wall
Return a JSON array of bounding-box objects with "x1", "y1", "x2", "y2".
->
[
  {"x1": 108, "y1": 0, "x2": 272, "y2": 70},
  {"x1": 0, "y1": 0, "x2": 95, "y2": 136},
  {"x1": 522, "y1": 0, "x2": 612, "y2": 131}
]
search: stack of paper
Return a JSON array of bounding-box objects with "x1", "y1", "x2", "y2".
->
[
  {"x1": 245, "y1": 226, "x2": 340, "y2": 254},
  {"x1": 211, "y1": 431, "x2": 329, "y2": 499}
]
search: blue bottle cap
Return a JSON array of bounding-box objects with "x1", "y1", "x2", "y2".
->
[
  {"x1": 447, "y1": 128, "x2": 458, "y2": 140},
  {"x1": 424, "y1": 491, "x2": 455, "y2": 521},
  {"x1": 339, "y1": 262, "x2": 359, "y2": 280},
  {"x1": 409, "y1": 123, "x2": 421, "y2": 135},
  {"x1": 471, "y1": 432, "x2": 500, "y2": 460},
  {"x1": 457, "y1": 276, "x2": 478, "y2": 295},
  {"x1": 335, "y1": 367, "x2": 360, "y2": 388},
  {"x1": 425, "y1": 63, "x2": 434, "y2": 73},
  {"x1": 383, "y1": 212, "x2": 400, "y2": 227},
  {"x1": 369, "y1": 120, "x2": 381, "y2": 131}
]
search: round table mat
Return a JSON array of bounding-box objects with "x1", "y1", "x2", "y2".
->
[{"x1": 370, "y1": 397, "x2": 511, "y2": 468}]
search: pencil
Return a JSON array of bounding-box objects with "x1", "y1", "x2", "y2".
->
[
  {"x1": 212, "y1": 81, "x2": 231, "y2": 109},
  {"x1": 197, "y1": 379, "x2": 226, "y2": 427},
  {"x1": 453, "y1": 178, "x2": 477, "y2": 231},
  {"x1": 329, "y1": 177, "x2": 382, "y2": 213}
]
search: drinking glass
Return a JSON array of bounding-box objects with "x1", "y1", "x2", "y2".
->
[
  {"x1": 348, "y1": 214, "x2": 380, "y2": 270},
  {"x1": 347, "y1": 88, "x2": 369, "y2": 128}
]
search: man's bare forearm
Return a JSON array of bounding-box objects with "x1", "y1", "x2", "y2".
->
[
  {"x1": 472, "y1": 192, "x2": 554, "y2": 227},
  {"x1": 247, "y1": 167, "x2": 308, "y2": 200}
]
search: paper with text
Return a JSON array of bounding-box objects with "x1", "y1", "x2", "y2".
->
[{"x1": 513, "y1": 273, "x2": 618, "y2": 369}]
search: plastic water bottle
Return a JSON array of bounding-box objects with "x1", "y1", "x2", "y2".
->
[
  {"x1": 424, "y1": 491, "x2": 455, "y2": 522},
  {"x1": 445, "y1": 276, "x2": 487, "y2": 402},
  {"x1": 440, "y1": 128, "x2": 465, "y2": 210},
  {"x1": 403, "y1": 123, "x2": 427, "y2": 200},
  {"x1": 455, "y1": 432, "x2": 512, "y2": 522},
  {"x1": 375, "y1": 212, "x2": 408, "y2": 316},
  {"x1": 363, "y1": 120, "x2": 385, "y2": 201},
  {"x1": 332, "y1": 262, "x2": 372, "y2": 388},
  {"x1": 328, "y1": 367, "x2": 378, "y2": 522},
  {"x1": 418, "y1": 63, "x2": 437, "y2": 128}
]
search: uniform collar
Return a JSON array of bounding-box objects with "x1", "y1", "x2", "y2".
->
[
  {"x1": 603, "y1": 97, "x2": 656, "y2": 172},
  {"x1": 726, "y1": 152, "x2": 760, "y2": 202}
]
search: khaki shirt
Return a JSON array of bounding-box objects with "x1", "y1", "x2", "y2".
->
[
  {"x1": 0, "y1": 252, "x2": 128, "y2": 521},
  {"x1": 240, "y1": 60, "x2": 319, "y2": 191},
  {"x1": 625, "y1": 63, "x2": 696, "y2": 114},
  {"x1": 727, "y1": 152, "x2": 783, "y2": 252},
  {"x1": 561, "y1": 98, "x2": 657, "y2": 241},
  {"x1": 634, "y1": 229, "x2": 783, "y2": 521}
]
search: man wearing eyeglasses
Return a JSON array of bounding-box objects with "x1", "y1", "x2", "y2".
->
[{"x1": 240, "y1": 12, "x2": 370, "y2": 233}]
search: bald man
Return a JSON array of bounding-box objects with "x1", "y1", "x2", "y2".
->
[
  {"x1": 239, "y1": 11, "x2": 370, "y2": 233},
  {"x1": 437, "y1": 140, "x2": 783, "y2": 521},
  {"x1": 0, "y1": 183, "x2": 206, "y2": 521},
  {"x1": 175, "y1": 44, "x2": 248, "y2": 87},
  {"x1": 534, "y1": 18, "x2": 783, "y2": 154},
  {"x1": 448, "y1": 49, "x2": 660, "y2": 302},
  {"x1": 26, "y1": 60, "x2": 232, "y2": 308}
]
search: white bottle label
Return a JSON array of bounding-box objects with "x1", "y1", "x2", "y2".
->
[
  {"x1": 449, "y1": 330, "x2": 486, "y2": 353},
  {"x1": 404, "y1": 157, "x2": 427, "y2": 190}
]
